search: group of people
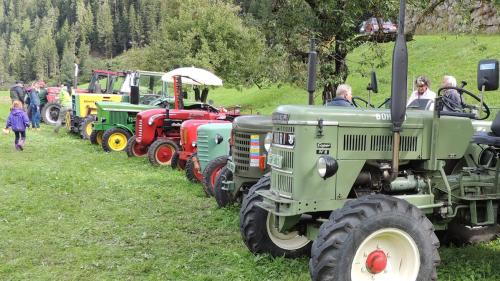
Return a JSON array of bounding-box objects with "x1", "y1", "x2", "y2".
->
[
  {"x1": 3, "y1": 80, "x2": 47, "y2": 151},
  {"x1": 327, "y1": 75, "x2": 461, "y2": 111}
]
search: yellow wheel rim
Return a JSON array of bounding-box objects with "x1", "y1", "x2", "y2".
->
[
  {"x1": 85, "y1": 122, "x2": 93, "y2": 137},
  {"x1": 108, "y1": 133, "x2": 128, "y2": 151},
  {"x1": 96, "y1": 131, "x2": 103, "y2": 145},
  {"x1": 64, "y1": 112, "x2": 71, "y2": 130}
]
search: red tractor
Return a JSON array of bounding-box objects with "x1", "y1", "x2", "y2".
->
[
  {"x1": 174, "y1": 119, "x2": 230, "y2": 183},
  {"x1": 127, "y1": 75, "x2": 239, "y2": 166}
]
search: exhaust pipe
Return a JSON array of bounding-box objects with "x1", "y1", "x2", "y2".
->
[
  {"x1": 307, "y1": 39, "x2": 317, "y2": 105},
  {"x1": 389, "y1": 0, "x2": 408, "y2": 181}
]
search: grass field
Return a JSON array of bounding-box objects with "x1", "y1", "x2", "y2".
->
[{"x1": 1, "y1": 34, "x2": 500, "y2": 280}]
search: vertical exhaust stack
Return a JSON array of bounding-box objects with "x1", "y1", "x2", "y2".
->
[
  {"x1": 389, "y1": 0, "x2": 408, "y2": 181},
  {"x1": 307, "y1": 39, "x2": 317, "y2": 105},
  {"x1": 173, "y1": 75, "x2": 184, "y2": 110},
  {"x1": 130, "y1": 73, "x2": 140, "y2": 105}
]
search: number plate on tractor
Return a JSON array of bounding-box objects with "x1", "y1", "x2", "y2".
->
[{"x1": 267, "y1": 153, "x2": 283, "y2": 169}]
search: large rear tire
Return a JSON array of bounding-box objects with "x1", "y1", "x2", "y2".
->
[
  {"x1": 126, "y1": 135, "x2": 148, "y2": 157},
  {"x1": 445, "y1": 222, "x2": 500, "y2": 245},
  {"x1": 240, "y1": 176, "x2": 311, "y2": 258},
  {"x1": 41, "y1": 102, "x2": 61, "y2": 125},
  {"x1": 89, "y1": 130, "x2": 103, "y2": 145},
  {"x1": 102, "y1": 128, "x2": 132, "y2": 152},
  {"x1": 185, "y1": 153, "x2": 203, "y2": 183},
  {"x1": 309, "y1": 194, "x2": 440, "y2": 281},
  {"x1": 80, "y1": 116, "x2": 95, "y2": 139},
  {"x1": 203, "y1": 156, "x2": 229, "y2": 197},
  {"x1": 147, "y1": 139, "x2": 180, "y2": 166}
]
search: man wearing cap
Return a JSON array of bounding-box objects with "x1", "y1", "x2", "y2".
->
[
  {"x1": 407, "y1": 76, "x2": 436, "y2": 110},
  {"x1": 10, "y1": 80, "x2": 26, "y2": 106}
]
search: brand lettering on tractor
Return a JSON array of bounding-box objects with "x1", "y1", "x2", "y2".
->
[
  {"x1": 288, "y1": 134, "x2": 295, "y2": 145},
  {"x1": 375, "y1": 113, "x2": 407, "y2": 121},
  {"x1": 316, "y1": 149, "x2": 329, "y2": 155},
  {"x1": 317, "y1": 143, "x2": 331, "y2": 148}
]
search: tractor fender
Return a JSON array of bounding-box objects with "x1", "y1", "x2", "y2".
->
[{"x1": 114, "y1": 124, "x2": 133, "y2": 135}]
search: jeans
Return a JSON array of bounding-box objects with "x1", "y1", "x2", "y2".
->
[{"x1": 31, "y1": 105, "x2": 40, "y2": 128}]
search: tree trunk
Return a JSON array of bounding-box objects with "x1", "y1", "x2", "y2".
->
[{"x1": 322, "y1": 40, "x2": 349, "y2": 105}]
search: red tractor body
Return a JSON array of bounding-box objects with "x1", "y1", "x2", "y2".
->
[
  {"x1": 178, "y1": 119, "x2": 230, "y2": 182},
  {"x1": 130, "y1": 75, "x2": 240, "y2": 166}
]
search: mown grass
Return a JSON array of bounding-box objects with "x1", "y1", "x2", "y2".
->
[{"x1": 1, "y1": 34, "x2": 500, "y2": 280}]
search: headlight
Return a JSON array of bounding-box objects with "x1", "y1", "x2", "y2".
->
[
  {"x1": 215, "y1": 134, "x2": 224, "y2": 144},
  {"x1": 192, "y1": 142, "x2": 197, "y2": 147},
  {"x1": 317, "y1": 156, "x2": 338, "y2": 179},
  {"x1": 264, "y1": 132, "x2": 272, "y2": 151}
]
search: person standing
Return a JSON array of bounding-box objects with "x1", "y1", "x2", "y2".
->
[
  {"x1": 10, "y1": 80, "x2": 26, "y2": 106},
  {"x1": 28, "y1": 82, "x2": 41, "y2": 130},
  {"x1": 54, "y1": 82, "x2": 72, "y2": 133},
  {"x1": 3, "y1": 100, "x2": 30, "y2": 151}
]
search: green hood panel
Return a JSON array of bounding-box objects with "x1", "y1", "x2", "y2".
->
[
  {"x1": 233, "y1": 115, "x2": 273, "y2": 132},
  {"x1": 274, "y1": 105, "x2": 433, "y2": 129}
]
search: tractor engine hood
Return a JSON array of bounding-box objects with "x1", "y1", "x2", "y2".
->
[
  {"x1": 272, "y1": 105, "x2": 431, "y2": 129},
  {"x1": 233, "y1": 115, "x2": 273, "y2": 132}
]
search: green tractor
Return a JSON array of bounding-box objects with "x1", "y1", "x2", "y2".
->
[
  {"x1": 239, "y1": 2, "x2": 499, "y2": 280},
  {"x1": 91, "y1": 71, "x2": 170, "y2": 151},
  {"x1": 207, "y1": 115, "x2": 273, "y2": 206}
]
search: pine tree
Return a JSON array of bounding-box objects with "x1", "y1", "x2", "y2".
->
[
  {"x1": 96, "y1": 0, "x2": 114, "y2": 58},
  {"x1": 7, "y1": 32, "x2": 22, "y2": 78},
  {"x1": 60, "y1": 41, "x2": 77, "y2": 83}
]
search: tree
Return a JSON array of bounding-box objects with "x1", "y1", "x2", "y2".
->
[
  {"x1": 96, "y1": 0, "x2": 114, "y2": 58},
  {"x1": 145, "y1": 0, "x2": 265, "y2": 86},
  {"x1": 60, "y1": 41, "x2": 77, "y2": 83}
]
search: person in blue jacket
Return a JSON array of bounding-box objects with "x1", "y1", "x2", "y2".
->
[
  {"x1": 3, "y1": 100, "x2": 30, "y2": 151},
  {"x1": 327, "y1": 84, "x2": 355, "y2": 107},
  {"x1": 28, "y1": 82, "x2": 41, "y2": 130}
]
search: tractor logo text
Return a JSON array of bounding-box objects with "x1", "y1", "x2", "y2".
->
[{"x1": 375, "y1": 113, "x2": 407, "y2": 121}]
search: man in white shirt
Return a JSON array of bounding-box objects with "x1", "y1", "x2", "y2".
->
[{"x1": 407, "y1": 76, "x2": 436, "y2": 110}]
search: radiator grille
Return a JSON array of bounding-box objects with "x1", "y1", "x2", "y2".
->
[
  {"x1": 275, "y1": 148, "x2": 294, "y2": 169},
  {"x1": 343, "y1": 135, "x2": 367, "y2": 151},
  {"x1": 233, "y1": 132, "x2": 251, "y2": 172},
  {"x1": 137, "y1": 119, "x2": 143, "y2": 140},
  {"x1": 370, "y1": 135, "x2": 393, "y2": 151},
  {"x1": 272, "y1": 172, "x2": 293, "y2": 195},
  {"x1": 369, "y1": 135, "x2": 418, "y2": 152},
  {"x1": 197, "y1": 131, "x2": 209, "y2": 166}
]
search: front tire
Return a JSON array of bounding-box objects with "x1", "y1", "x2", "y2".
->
[
  {"x1": 147, "y1": 139, "x2": 180, "y2": 166},
  {"x1": 213, "y1": 167, "x2": 234, "y2": 206},
  {"x1": 203, "y1": 156, "x2": 229, "y2": 197},
  {"x1": 102, "y1": 128, "x2": 132, "y2": 152},
  {"x1": 309, "y1": 194, "x2": 440, "y2": 281},
  {"x1": 185, "y1": 153, "x2": 203, "y2": 183},
  {"x1": 126, "y1": 135, "x2": 148, "y2": 157},
  {"x1": 41, "y1": 102, "x2": 61, "y2": 125},
  {"x1": 89, "y1": 130, "x2": 103, "y2": 145},
  {"x1": 240, "y1": 175, "x2": 311, "y2": 258},
  {"x1": 80, "y1": 116, "x2": 95, "y2": 139}
]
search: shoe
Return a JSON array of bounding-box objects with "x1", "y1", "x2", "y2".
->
[
  {"x1": 15, "y1": 144, "x2": 20, "y2": 151},
  {"x1": 18, "y1": 138, "x2": 25, "y2": 148}
]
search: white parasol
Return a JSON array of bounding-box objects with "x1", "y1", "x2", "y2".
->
[{"x1": 161, "y1": 67, "x2": 223, "y2": 86}]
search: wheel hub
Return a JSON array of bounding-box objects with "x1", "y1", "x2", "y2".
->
[{"x1": 365, "y1": 250, "x2": 387, "y2": 274}]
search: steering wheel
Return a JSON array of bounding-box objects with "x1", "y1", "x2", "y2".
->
[
  {"x1": 438, "y1": 86, "x2": 490, "y2": 120},
  {"x1": 378, "y1": 97, "x2": 391, "y2": 109},
  {"x1": 351, "y1": 96, "x2": 375, "y2": 108}
]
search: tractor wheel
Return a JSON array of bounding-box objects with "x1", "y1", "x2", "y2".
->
[
  {"x1": 185, "y1": 153, "x2": 203, "y2": 183},
  {"x1": 444, "y1": 221, "x2": 500, "y2": 245},
  {"x1": 89, "y1": 130, "x2": 103, "y2": 145},
  {"x1": 309, "y1": 194, "x2": 440, "y2": 281},
  {"x1": 80, "y1": 116, "x2": 95, "y2": 139},
  {"x1": 171, "y1": 152, "x2": 180, "y2": 170},
  {"x1": 240, "y1": 175, "x2": 311, "y2": 257},
  {"x1": 214, "y1": 167, "x2": 236, "y2": 206},
  {"x1": 102, "y1": 128, "x2": 132, "y2": 152},
  {"x1": 41, "y1": 102, "x2": 61, "y2": 125},
  {"x1": 126, "y1": 135, "x2": 147, "y2": 157},
  {"x1": 203, "y1": 155, "x2": 229, "y2": 197},
  {"x1": 147, "y1": 139, "x2": 180, "y2": 166}
]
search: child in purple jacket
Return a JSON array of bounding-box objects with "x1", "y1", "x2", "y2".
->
[{"x1": 4, "y1": 100, "x2": 30, "y2": 151}]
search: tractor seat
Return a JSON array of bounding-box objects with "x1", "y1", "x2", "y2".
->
[{"x1": 472, "y1": 111, "x2": 500, "y2": 146}]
